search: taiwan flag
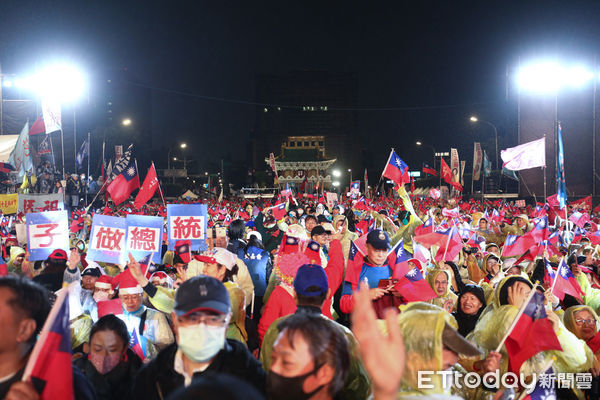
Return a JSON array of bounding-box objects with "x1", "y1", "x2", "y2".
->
[
  {"x1": 107, "y1": 160, "x2": 140, "y2": 205},
  {"x1": 504, "y1": 291, "x2": 562, "y2": 374},
  {"x1": 552, "y1": 259, "x2": 584, "y2": 302},
  {"x1": 414, "y1": 217, "x2": 434, "y2": 236},
  {"x1": 501, "y1": 234, "x2": 536, "y2": 257},
  {"x1": 528, "y1": 216, "x2": 549, "y2": 242},
  {"x1": 270, "y1": 202, "x2": 287, "y2": 220},
  {"x1": 134, "y1": 163, "x2": 160, "y2": 209},
  {"x1": 422, "y1": 163, "x2": 437, "y2": 176},
  {"x1": 382, "y1": 150, "x2": 410, "y2": 185},
  {"x1": 130, "y1": 328, "x2": 146, "y2": 361},
  {"x1": 393, "y1": 267, "x2": 437, "y2": 302},
  {"x1": 23, "y1": 290, "x2": 74, "y2": 400},
  {"x1": 387, "y1": 239, "x2": 412, "y2": 277}
]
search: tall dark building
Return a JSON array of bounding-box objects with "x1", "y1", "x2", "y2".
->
[{"x1": 251, "y1": 71, "x2": 361, "y2": 174}]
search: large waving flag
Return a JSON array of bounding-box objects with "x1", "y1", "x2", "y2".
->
[
  {"x1": 422, "y1": 163, "x2": 437, "y2": 176},
  {"x1": 23, "y1": 289, "x2": 73, "y2": 400},
  {"x1": 504, "y1": 290, "x2": 562, "y2": 374},
  {"x1": 8, "y1": 122, "x2": 33, "y2": 177},
  {"x1": 440, "y1": 158, "x2": 452, "y2": 184},
  {"x1": 382, "y1": 149, "x2": 410, "y2": 185},
  {"x1": 76, "y1": 139, "x2": 89, "y2": 170},
  {"x1": 483, "y1": 150, "x2": 492, "y2": 177},
  {"x1": 134, "y1": 163, "x2": 160, "y2": 209},
  {"x1": 501, "y1": 137, "x2": 546, "y2": 171},
  {"x1": 501, "y1": 234, "x2": 536, "y2": 257},
  {"x1": 107, "y1": 160, "x2": 140, "y2": 205},
  {"x1": 414, "y1": 217, "x2": 434, "y2": 236}
]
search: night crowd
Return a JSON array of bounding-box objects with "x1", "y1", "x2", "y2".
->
[{"x1": 2, "y1": 187, "x2": 600, "y2": 400}]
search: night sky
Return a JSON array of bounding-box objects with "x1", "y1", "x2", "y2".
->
[{"x1": 1, "y1": 0, "x2": 600, "y2": 178}]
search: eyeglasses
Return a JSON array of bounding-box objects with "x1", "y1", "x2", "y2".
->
[
  {"x1": 121, "y1": 294, "x2": 141, "y2": 302},
  {"x1": 575, "y1": 318, "x2": 596, "y2": 326},
  {"x1": 181, "y1": 313, "x2": 228, "y2": 327}
]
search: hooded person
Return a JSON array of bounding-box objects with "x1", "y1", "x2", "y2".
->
[
  {"x1": 468, "y1": 276, "x2": 594, "y2": 394},
  {"x1": 452, "y1": 284, "x2": 486, "y2": 337},
  {"x1": 479, "y1": 253, "x2": 501, "y2": 284},
  {"x1": 333, "y1": 214, "x2": 358, "y2": 266},
  {"x1": 115, "y1": 271, "x2": 174, "y2": 361},
  {"x1": 395, "y1": 307, "x2": 483, "y2": 398},
  {"x1": 426, "y1": 268, "x2": 458, "y2": 312},
  {"x1": 224, "y1": 282, "x2": 249, "y2": 346},
  {"x1": 255, "y1": 211, "x2": 284, "y2": 255},
  {"x1": 6, "y1": 246, "x2": 25, "y2": 274}
]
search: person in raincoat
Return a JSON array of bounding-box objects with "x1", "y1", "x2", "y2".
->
[
  {"x1": 468, "y1": 275, "x2": 594, "y2": 397},
  {"x1": 426, "y1": 268, "x2": 458, "y2": 312},
  {"x1": 6, "y1": 246, "x2": 25, "y2": 274}
]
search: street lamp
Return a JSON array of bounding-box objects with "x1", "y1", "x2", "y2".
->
[
  {"x1": 332, "y1": 169, "x2": 341, "y2": 177},
  {"x1": 180, "y1": 143, "x2": 187, "y2": 149},
  {"x1": 469, "y1": 116, "x2": 499, "y2": 170},
  {"x1": 347, "y1": 169, "x2": 352, "y2": 184},
  {"x1": 122, "y1": 118, "x2": 132, "y2": 126},
  {"x1": 416, "y1": 141, "x2": 436, "y2": 168}
]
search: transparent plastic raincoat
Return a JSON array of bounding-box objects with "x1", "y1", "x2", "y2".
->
[{"x1": 467, "y1": 276, "x2": 594, "y2": 395}]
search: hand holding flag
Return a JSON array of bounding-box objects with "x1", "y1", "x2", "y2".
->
[{"x1": 382, "y1": 149, "x2": 410, "y2": 185}]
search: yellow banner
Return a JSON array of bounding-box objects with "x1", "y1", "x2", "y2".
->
[{"x1": 0, "y1": 194, "x2": 18, "y2": 214}]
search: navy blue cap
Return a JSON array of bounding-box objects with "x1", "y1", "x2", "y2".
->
[
  {"x1": 293, "y1": 264, "x2": 329, "y2": 297},
  {"x1": 366, "y1": 229, "x2": 391, "y2": 250},
  {"x1": 174, "y1": 276, "x2": 231, "y2": 316}
]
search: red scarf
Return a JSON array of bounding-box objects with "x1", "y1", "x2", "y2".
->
[{"x1": 587, "y1": 331, "x2": 600, "y2": 354}]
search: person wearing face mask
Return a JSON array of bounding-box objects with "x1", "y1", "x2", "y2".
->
[
  {"x1": 114, "y1": 270, "x2": 174, "y2": 361},
  {"x1": 131, "y1": 276, "x2": 266, "y2": 400},
  {"x1": 75, "y1": 315, "x2": 142, "y2": 400},
  {"x1": 268, "y1": 313, "x2": 350, "y2": 400}
]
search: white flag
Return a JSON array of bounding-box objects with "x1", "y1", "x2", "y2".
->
[
  {"x1": 42, "y1": 98, "x2": 62, "y2": 133},
  {"x1": 8, "y1": 123, "x2": 33, "y2": 177},
  {"x1": 500, "y1": 138, "x2": 546, "y2": 171}
]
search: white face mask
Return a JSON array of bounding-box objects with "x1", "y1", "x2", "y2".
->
[
  {"x1": 178, "y1": 324, "x2": 226, "y2": 363},
  {"x1": 93, "y1": 291, "x2": 110, "y2": 303}
]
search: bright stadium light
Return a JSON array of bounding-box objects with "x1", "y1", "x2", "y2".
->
[
  {"x1": 332, "y1": 169, "x2": 341, "y2": 177},
  {"x1": 517, "y1": 61, "x2": 594, "y2": 93},
  {"x1": 517, "y1": 62, "x2": 563, "y2": 93},
  {"x1": 332, "y1": 181, "x2": 340, "y2": 187},
  {"x1": 2, "y1": 79, "x2": 13, "y2": 88},
  {"x1": 563, "y1": 65, "x2": 594, "y2": 88},
  {"x1": 32, "y1": 63, "x2": 86, "y2": 102}
]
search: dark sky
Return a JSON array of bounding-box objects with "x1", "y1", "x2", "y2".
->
[{"x1": 1, "y1": 0, "x2": 600, "y2": 175}]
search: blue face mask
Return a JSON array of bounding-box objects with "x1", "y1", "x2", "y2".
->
[{"x1": 178, "y1": 323, "x2": 226, "y2": 363}]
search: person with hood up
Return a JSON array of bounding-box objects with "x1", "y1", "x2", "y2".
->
[
  {"x1": 468, "y1": 275, "x2": 594, "y2": 396},
  {"x1": 426, "y1": 268, "x2": 458, "y2": 312},
  {"x1": 452, "y1": 284, "x2": 486, "y2": 337},
  {"x1": 6, "y1": 246, "x2": 25, "y2": 274},
  {"x1": 255, "y1": 211, "x2": 284, "y2": 256}
]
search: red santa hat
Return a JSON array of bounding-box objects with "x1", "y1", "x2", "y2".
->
[
  {"x1": 115, "y1": 271, "x2": 143, "y2": 295},
  {"x1": 95, "y1": 275, "x2": 114, "y2": 292},
  {"x1": 150, "y1": 271, "x2": 169, "y2": 284}
]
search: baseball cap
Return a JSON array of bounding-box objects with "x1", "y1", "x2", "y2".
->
[
  {"x1": 174, "y1": 276, "x2": 231, "y2": 316},
  {"x1": 366, "y1": 229, "x2": 390, "y2": 250},
  {"x1": 175, "y1": 240, "x2": 191, "y2": 264},
  {"x1": 294, "y1": 264, "x2": 329, "y2": 297},
  {"x1": 442, "y1": 322, "x2": 482, "y2": 357},
  {"x1": 82, "y1": 265, "x2": 102, "y2": 278},
  {"x1": 48, "y1": 249, "x2": 68, "y2": 261}
]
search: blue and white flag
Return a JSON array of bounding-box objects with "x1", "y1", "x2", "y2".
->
[
  {"x1": 8, "y1": 122, "x2": 33, "y2": 177},
  {"x1": 76, "y1": 139, "x2": 89, "y2": 170},
  {"x1": 88, "y1": 215, "x2": 127, "y2": 264},
  {"x1": 126, "y1": 214, "x2": 163, "y2": 264},
  {"x1": 26, "y1": 210, "x2": 69, "y2": 261},
  {"x1": 167, "y1": 204, "x2": 207, "y2": 251}
]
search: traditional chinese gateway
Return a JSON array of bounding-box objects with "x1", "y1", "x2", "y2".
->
[{"x1": 265, "y1": 135, "x2": 336, "y2": 190}]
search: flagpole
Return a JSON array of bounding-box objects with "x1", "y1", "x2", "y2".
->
[
  {"x1": 87, "y1": 131, "x2": 91, "y2": 206},
  {"x1": 73, "y1": 108, "x2": 77, "y2": 172},
  {"x1": 60, "y1": 128, "x2": 65, "y2": 176},
  {"x1": 549, "y1": 257, "x2": 563, "y2": 296},
  {"x1": 154, "y1": 162, "x2": 166, "y2": 208},
  {"x1": 494, "y1": 286, "x2": 537, "y2": 353}
]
